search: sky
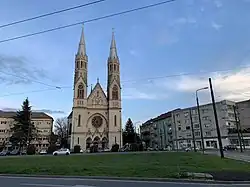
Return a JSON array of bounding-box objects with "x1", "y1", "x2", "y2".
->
[{"x1": 0, "y1": 0, "x2": 250, "y2": 127}]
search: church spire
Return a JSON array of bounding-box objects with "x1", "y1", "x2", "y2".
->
[
  {"x1": 109, "y1": 29, "x2": 118, "y2": 60},
  {"x1": 77, "y1": 25, "x2": 86, "y2": 56}
]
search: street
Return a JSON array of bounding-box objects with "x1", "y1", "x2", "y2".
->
[
  {"x1": 0, "y1": 176, "x2": 249, "y2": 187},
  {"x1": 205, "y1": 150, "x2": 250, "y2": 162}
]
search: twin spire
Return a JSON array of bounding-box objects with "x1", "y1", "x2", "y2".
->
[{"x1": 77, "y1": 25, "x2": 118, "y2": 60}]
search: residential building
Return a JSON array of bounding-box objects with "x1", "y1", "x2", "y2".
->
[
  {"x1": 0, "y1": 111, "x2": 53, "y2": 151},
  {"x1": 173, "y1": 100, "x2": 236, "y2": 150},
  {"x1": 140, "y1": 112, "x2": 174, "y2": 149},
  {"x1": 236, "y1": 99, "x2": 250, "y2": 130},
  {"x1": 68, "y1": 26, "x2": 122, "y2": 151}
]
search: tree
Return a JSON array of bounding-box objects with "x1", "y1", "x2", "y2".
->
[
  {"x1": 10, "y1": 98, "x2": 37, "y2": 149},
  {"x1": 54, "y1": 117, "x2": 69, "y2": 148},
  {"x1": 123, "y1": 118, "x2": 137, "y2": 144}
]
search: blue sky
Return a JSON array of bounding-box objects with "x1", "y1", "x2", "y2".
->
[{"x1": 1, "y1": 0, "x2": 250, "y2": 126}]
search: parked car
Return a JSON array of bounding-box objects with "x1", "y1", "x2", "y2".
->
[
  {"x1": 10, "y1": 149, "x2": 20, "y2": 155},
  {"x1": 53, "y1": 148, "x2": 70, "y2": 156},
  {"x1": 223, "y1": 145, "x2": 237, "y2": 151},
  {"x1": 0, "y1": 150, "x2": 10, "y2": 156},
  {"x1": 39, "y1": 149, "x2": 47, "y2": 155}
]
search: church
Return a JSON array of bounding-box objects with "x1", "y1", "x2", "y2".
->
[{"x1": 68, "y1": 26, "x2": 122, "y2": 151}]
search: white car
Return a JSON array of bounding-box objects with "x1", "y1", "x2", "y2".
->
[
  {"x1": 39, "y1": 149, "x2": 47, "y2": 155},
  {"x1": 53, "y1": 148, "x2": 70, "y2": 156}
]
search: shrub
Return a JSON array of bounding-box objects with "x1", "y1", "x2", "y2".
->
[
  {"x1": 90, "y1": 144, "x2": 98, "y2": 153},
  {"x1": 111, "y1": 143, "x2": 119, "y2": 152},
  {"x1": 130, "y1": 143, "x2": 139, "y2": 152},
  {"x1": 47, "y1": 144, "x2": 57, "y2": 154},
  {"x1": 74, "y1": 145, "x2": 81, "y2": 153},
  {"x1": 27, "y1": 144, "x2": 36, "y2": 155}
]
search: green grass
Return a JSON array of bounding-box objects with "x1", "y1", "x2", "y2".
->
[{"x1": 0, "y1": 152, "x2": 250, "y2": 178}]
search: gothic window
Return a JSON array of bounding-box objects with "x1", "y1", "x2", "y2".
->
[
  {"x1": 78, "y1": 115, "x2": 81, "y2": 127},
  {"x1": 96, "y1": 91, "x2": 99, "y2": 97},
  {"x1": 117, "y1": 65, "x2": 119, "y2": 71},
  {"x1": 80, "y1": 61, "x2": 83, "y2": 68},
  {"x1": 115, "y1": 136, "x2": 117, "y2": 144},
  {"x1": 114, "y1": 115, "x2": 117, "y2": 127},
  {"x1": 85, "y1": 62, "x2": 87, "y2": 68},
  {"x1": 77, "y1": 137, "x2": 80, "y2": 144},
  {"x1": 76, "y1": 61, "x2": 79, "y2": 68},
  {"x1": 109, "y1": 64, "x2": 112, "y2": 71},
  {"x1": 114, "y1": 64, "x2": 116, "y2": 71},
  {"x1": 112, "y1": 85, "x2": 118, "y2": 100},
  {"x1": 77, "y1": 84, "x2": 84, "y2": 99}
]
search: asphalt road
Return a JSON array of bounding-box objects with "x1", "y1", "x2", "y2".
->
[{"x1": 0, "y1": 176, "x2": 249, "y2": 187}]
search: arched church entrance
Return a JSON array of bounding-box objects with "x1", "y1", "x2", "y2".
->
[
  {"x1": 86, "y1": 137, "x2": 92, "y2": 149},
  {"x1": 102, "y1": 137, "x2": 108, "y2": 150},
  {"x1": 93, "y1": 136, "x2": 100, "y2": 149}
]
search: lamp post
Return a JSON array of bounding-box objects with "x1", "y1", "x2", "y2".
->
[{"x1": 196, "y1": 87, "x2": 208, "y2": 154}]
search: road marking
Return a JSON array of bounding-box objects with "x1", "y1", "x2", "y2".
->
[{"x1": 2, "y1": 176, "x2": 249, "y2": 186}]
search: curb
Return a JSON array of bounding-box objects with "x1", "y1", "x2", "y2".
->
[{"x1": 0, "y1": 174, "x2": 250, "y2": 184}]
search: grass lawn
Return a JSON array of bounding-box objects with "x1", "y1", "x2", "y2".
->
[{"x1": 0, "y1": 152, "x2": 250, "y2": 178}]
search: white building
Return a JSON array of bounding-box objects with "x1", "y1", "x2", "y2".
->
[
  {"x1": 68, "y1": 26, "x2": 122, "y2": 151},
  {"x1": 172, "y1": 100, "x2": 236, "y2": 149}
]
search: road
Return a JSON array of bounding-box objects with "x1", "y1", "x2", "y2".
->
[
  {"x1": 205, "y1": 150, "x2": 250, "y2": 162},
  {"x1": 0, "y1": 176, "x2": 249, "y2": 187}
]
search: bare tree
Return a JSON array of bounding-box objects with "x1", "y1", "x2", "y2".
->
[{"x1": 54, "y1": 117, "x2": 69, "y2": 148}]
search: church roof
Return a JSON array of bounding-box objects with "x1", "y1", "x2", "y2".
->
[
  {"x1": 77, "y1": 25, "x2": 86, "y2": 56},
  {"x1": 88, "y1": 82, "x2": 107, "y2": 99},
  {"x1": 109, "y1": 30, "x2": 118, "y2": 60}
]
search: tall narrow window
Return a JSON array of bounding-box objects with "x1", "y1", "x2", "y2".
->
[
  {"x1": 112, "y1": 85, "x2": 118, "y2": 100},
  {"x1": 77, "y1": 137, "x2": 80, "y2": 144},
  {"x1": 110, "y1": 64, "x2": 112, "y2": 71},
  {"x1": 80, "y1": 61, "x2": 83, "y2": 68},
  {"x1": 114, "y1": 64, "x2": 116, "y2": 71},
  {"x1": 114, "y1": 115, "x2": 117, "y2": 127},
  {"x1": 78, "y1": 115, "x2": 81, "y2": 127},
  {"x1": 76, "y1": 61, "x2": 79, "y2": 68},
  {"x1": 115, "y1": 136, "x2": 117, "y2": 144},
  {"x1": 77, "y1": 84, "x2": 84, "y2": 99}
]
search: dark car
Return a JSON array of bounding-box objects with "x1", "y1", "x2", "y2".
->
[
  {"x1": 223, "y1": 145, "x2": 237, "y2": 151},
  {"x1": 0, "y1": 150, "x2": 10, "y2": 156}
]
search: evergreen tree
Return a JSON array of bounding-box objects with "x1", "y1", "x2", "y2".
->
[
  {"x1": 10, "y1": 98, "x2": 36, "y2": 149},
  {"x1": 123, "y1": 118, "x2": 136, "y2": 144}
]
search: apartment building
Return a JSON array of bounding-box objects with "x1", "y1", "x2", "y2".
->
[
  {"x1": 140, "y1": 111, "x2": 174, "y2": 149},
  {"x1": 173, "y1": 100, "x2": 236, "y2": 149},
  {"x1": 0, "y1": 111, "x2": 53, "y2": 151}
]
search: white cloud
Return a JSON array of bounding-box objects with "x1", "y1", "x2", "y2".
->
[
  {"x1": 162, "y1": 66, "x2": 250, "y2": 101},
  {"x1": 214, "y1": 0, "x2": 223, "y2": 8},
  {"x1": 212, "y1": 21, "x2": 223, "y2": 30},
  {"x1": 122, "y1": 87, "x2": 167, "y2": 100}
]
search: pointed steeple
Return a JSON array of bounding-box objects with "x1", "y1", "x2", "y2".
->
[
  {"x1": 109, "y1": 29, "x2": 118, "y2": 60},
  {"x1": 77, "y1": 25, "x2": 86, "y2": 56}
]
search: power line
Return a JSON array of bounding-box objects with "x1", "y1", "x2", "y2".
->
[
  {"x1": 0, "y1": 70, "x2": 62, "y2": 89},
  {"x1": 0, "y1": 0, "x2": 177, "y2": 44},
  {"x1": 0, "y1": 0, "x2": 108, "y2": 29}
]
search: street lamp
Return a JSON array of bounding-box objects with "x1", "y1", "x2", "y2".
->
[{"x1": 196, "y1": 86, "x2": 208, "y2": 154}]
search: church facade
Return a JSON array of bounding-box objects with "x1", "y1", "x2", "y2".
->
[{"x1": 69, "y1": 27, "x2": 122, "y2": 151}]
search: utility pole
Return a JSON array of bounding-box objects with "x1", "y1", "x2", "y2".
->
[
  {"x1": 189, "y1": 109, "x2": 196, "y2": 152},
  {"x1": 209, "y1": 78, "x2": 224, "y2": 158},
  {"x1": 173, "y1": 112, "x2": 178, "y2": 151},
  {"x1": 233, "y1": 105, "x2": 243, "y2": 152},
  {"x1": 196, "y1": 91, "x2": 205, "y2": 154}
]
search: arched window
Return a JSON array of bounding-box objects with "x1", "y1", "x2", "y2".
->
[
  {"x1": 114, "y1": 115, "x2": 117, "y2": 127},
  {"x1": 77, "y1": 137, "x2": 80, "y2": 144},
  {"x1": 78, "y1": 115, "x2": 81, "y2": 127},
  {"x1": 80, "y1": 61, "x2": 83, "y2": 68},
  {"x1": 109, "y1": 64, "x2": 112, "y2": 71},
  {"x1": 112, "y1": 85, "x2": 118, "y2": 100},
  {"x1": 76, "y1": 61, "x2": 79, "y2": 68},
  {"x1": 114, "y1": 64, "x2": 116, "y2": 71},
  {"x1": 85, "y1": 62, "x2": 87, "y2": 68},
  {"x1": 117, "y1": 65, "x2": 119, "y2": 71},
  {"x1": 115, "y1": 136, "x2": 117, "y2": 144},
  {"x1": 77, "y1": 84, "x2": 84, "y2": 99}
]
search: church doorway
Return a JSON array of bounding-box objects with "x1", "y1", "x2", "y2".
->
[
  {"x1": 101, "y1": 137, "x2": 108, "y2": 150},
  {"x1": 86, "y1": 137, "x2": 92, "y2": 149},
  {"x1": 93, "y1": 136, "x2": 100, "y2": 148}
]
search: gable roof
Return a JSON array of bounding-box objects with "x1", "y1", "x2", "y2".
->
[
  {"x1": 0, "y1": 111, "x2": 53, "y2": 120},
  {"x1": 88, "y1": 82, "x2": 107, "y2": 99}
]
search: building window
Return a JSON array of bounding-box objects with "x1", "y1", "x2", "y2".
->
[
  {"x1": 78, "y1": 115, "x2": 81, "y2": 127},
  {"x1": 194, "y1": 131, "x2": 200, "y2": 136},
  {"x1": 114, "y1": 64, "x2": 116, "y2": 71},
  {"x1": 114, "y1": 115, "x2": 117, "y2": 126},
  {"x1": 202, "y1": 116, "x2": 209, "y2": 120},
  {"x1": 194, "y1": 124, "x2": 200, "y2": 129},
  {"x1": 78, "y1": 137, "x2": 80, "y2": 144},
  {"x1": 80, "y1": 61, "x2": 83, "y2": 68},
  {"x1": 112, "y1": 85, "x2": 118, "y2": 100},
  {"x1": 205, "y1": 131, "x2": 211, "y2": 136},
  {"x1": 77, "y1": 84, "x2": 84, "y2": 99},
  {"x1": 178, "y1": 127, "x2": 181, "y2": 131},
  {"x1": 110, "y1": 64, "x2": 112, "y2": 71},
  {"x1": 117, "y1": 65, "x2": 119, "y2": 71},
  {"x1": 184, "y1": 112, "x2": 189, "y2": 117},
  {"x1": 115, "y1": 136, "x2": 116, "y2": 143},
  {"x1": 204, "y1": 123, "x2": 211, "y2": 128},
  {"x1": 186, "y1": 126, "x2": 191, "y2": 130}
]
